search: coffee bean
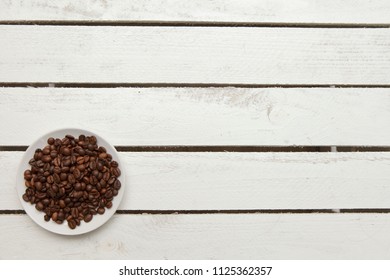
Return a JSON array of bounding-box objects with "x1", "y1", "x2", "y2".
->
[
  {"x1": 24, "y1": 170, "x2": 32, "y2": 180},
  {"x1": 84, "y1": 214, "x2": 93, "y2": 223},
  {"x1": 107, "y1": 176, "x2": 116, "y2": 185},
  {"x1": 51, "y1": 212, "x2": 58, "y2": 222},
  {"x1": 71, "y1": 208, "x2": 79, "y2": 219},
  {"x1": 112, "y1": 167, "x2": 121, "y2": 177},
  {"x1": 68, "y1": 219, "x2": 76, "y2": 229},
  {"x1": 97, "y1": 207, "x2": 105, "y2": 215},
  {"x1": 89, "y1": 161, "x2": 97, "y2": 170},
  {"x1": 22, "y1": 194, "x2": 29, "y2": 202},
  {"x1": 113, "y1": 179, "x2": 121, "y2": 190},
  {"x1": 62, "y1": 158, "x2": 71, "y2": 167},
  {"x1": 47, "y1": 137, "x2": 55, "y2": 145},
  {"x1": 60, "y1": 173, "x2": 68, "y2": 181},
  {"x1": 98, "y1": 153, "x2": 107, "y2": 159},
  {"x1": 50, "y1": 150, "x2": 58, "y2": 158}
]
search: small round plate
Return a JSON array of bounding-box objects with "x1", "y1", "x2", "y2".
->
[{"x1": 16, "y1": 128, "x2": 125, "y2": 235}]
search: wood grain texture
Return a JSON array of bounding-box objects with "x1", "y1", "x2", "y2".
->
[
  {"x1": 3, "y1": 152, "x2": 390, "y2": 210},
  {"x1": 1, "y1": 26, "x2": 390, "y2": 84},
  {"x1": 1, "y1": 214, "x2": 390, "y2": 259},
  {"x1": 1, "y1": 0, "x2": 390, "y2": 24},
  {"x1": 1, "y1": 88, "x2": 390, "y2": 146}
]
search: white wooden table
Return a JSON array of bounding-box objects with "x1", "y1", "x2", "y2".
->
[{"x1": 0, "y1": 0, "x2": 390, "y2": 259}]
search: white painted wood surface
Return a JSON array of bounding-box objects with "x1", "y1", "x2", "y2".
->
[
  {"x1": 1, "y1": 0, "x2": 389, "y2": 260},
  {"x1": 1, "y1": 0, "x2": 390, "y2": 24},
  {"x1": 4, "y1": 152, "x2": 390, "y2": 210},
  {"x1": 1, "y1": 26, "x2": 390, "y2": 84},
  {"x1": 1, "y1": 88, "x2": 389, "y2": 146},
  {"x1": 1, "y1": 214, "x2": 390, "y2": 259}
]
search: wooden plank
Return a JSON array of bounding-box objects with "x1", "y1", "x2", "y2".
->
[
  {"x1": 1, "y1": 214, "x2": 390, "y2": 259},
  {"x1": 5, "y1": 152, "x2": 390, "y2": 210},
  {"x1": 1, "y1": 0, "x2": 390, "y2": 24},
  {"x1": 1, "y1": 88, "x2": 390, "y2": 146},
  {"x1": 1, "y1": 26, "x2": 390, "y2": 85}
]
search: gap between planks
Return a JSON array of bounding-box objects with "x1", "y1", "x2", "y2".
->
[
  {"x1": 1, "y1": 21, "x2": 390, "y2": 28},
  {"x1": 3, "y1": 209, "x2": 390, "y2": 215},
  {"x1": 2, "y1": 83, "x2": 390, "y2": 88},
  {"x1": 1, "y1": 146, "x2": 389, "y2": 152}
]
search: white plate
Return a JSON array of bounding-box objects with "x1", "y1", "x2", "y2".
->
[{"x1": 16, "y1": 128, "x2": 125, "y2": 235}]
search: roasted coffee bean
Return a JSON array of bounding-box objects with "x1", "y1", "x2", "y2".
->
[
  {"x1": 22, "y1": 194, "x2": 29, "y2": 202},
  {"x1": 73, "y1": 168, "x2": 81, "y2": 179},
  {"x1": 68, "y1": 219, "x2": 76, "y2": 229},
  {"x1": 50, "y1": 150, "x2": 58, "y2": 158},
  {"x1": 53, "y1": 166, "x2": 61, "y2": 174},
  {"x1": 53, "y1": 157, "x2": 61, "y2": 167},
  {"x1": 89, "y1": 161, "x2": 97, "y2": 170},
  {"x1": 107, "y1": 176, "x2": 116, "y2": 185},
  {"x1": 84, "y1": 214, "x2": 93, "y2": 223},
  {"x1": 51, "y1": 212, "x2": 58, "y2": 222},
  {"x1": 113, "y1": 179, "x2": 121, "y2": 190},
  {"x1": 60, "y1": 173, "x2": 68, "y2": 181},
  {"x1": 112, "y1": 167, "x2": 121, "y2": 177},
  {"x1": 61, "y1": 166, "x2": 70, "y2": 173},
  {"x1": 62, "y1": 159, "x2": 71, "y2": 167},
  {"x1": 22, "y1": 134, "x2": 121, "y2": 229},
  {"x1": 24, "y1": 170, "x2": 32, "y2": 180},
  {"x1": 71, "y1": 208, "x2": 79, "y2": 219}
]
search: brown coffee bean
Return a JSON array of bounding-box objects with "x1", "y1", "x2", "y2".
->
[
  {"x1": 84, "y1": 214, "x2": 93, "y2": 223},
  {"x1": 60, "y1": 173, "x2": 68, "y2": 181},
  {"x1": 73, "y1": 168, "x2": 81, "y2": 179},
  {"x1": 97, "y1": 207, "x2": 105, "y2": 215},
  {"x1": 98, "y1": 153, "x2": 107, "y2": 159},
  {"x1": 77, "y1": 164, "x2": 86, "y2": 172},
  {"x1": 53, "y1": 166, "x2": 61, "y2": 174},
  {"x1": 106, "y1": 201, "x2": 113, "y2": 209},
  {"x1": 36, "y1": 202, "x2": 44, "y2": 211},
  {"x1": 113, "y1": 179, "x2": 121, "y2": 190},
  {"x1": 89, "y1": 161, "x2": 97, "y2": 170},
  {"x1": 90, "y1": 176, "x2": 98, "y2": 186},
  {"x1": 22, "y1": 194, "x2": 29, "y2": 202},
  {"x1": 51, "y1": 212, "x2": 58, "y2": 222},
  {"x1": 107, "y1": 176, "x2": 116, "y2": 185},
  {"x1": 102, "y1": 172, "x2": 110, "y2": 182},
  {"x1": 74, "y1": 183, "x2": 82, "y2": 191},
  {"x1": 41, "y1": 155, "x2": 51, "y2": 163},
  {"x1": 58, "y1": 211, "x2": 65, "y2": 221},
  {"x1": 71, "y1": 208, "x2": 79, "y2": 219},
  {"x1": 68, "y1": 174, "x2": 76, "y2": 184},
  {"x1": 112, "y1": 167, "x2": 121, "y2": 177},
  {"x1": 60, "y1": 167, "x2": 68, "y2": 173},
  {"x1": 50, "y1": 150, "x2": 58, "y2": 158},
  {"x1": 58, "y1": 199, "x2": 66, "y2": 208},
  {"x1": 47, "y1": 137, "x2": 55, "y2": 145},
  {"x1": 97, "y1": 162, "x2": 103, "y2": 171},
  {"x1": 24, "y1": 170, "x2": 32, "y2": 180},
  {"x1": 62, "y1": 158, "x2": 71, "y2": 167},
  {"x1": 68, "y1": 219, "x2": 76, "y2": 229}
]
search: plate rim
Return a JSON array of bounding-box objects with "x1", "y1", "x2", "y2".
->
[{"x1": 15, "y1": 128, "x2": 125, "y2": 235}]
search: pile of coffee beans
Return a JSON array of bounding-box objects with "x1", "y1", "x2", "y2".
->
[{"x1": 22, "y1": 134, "x2": 121, "y2": 229}]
